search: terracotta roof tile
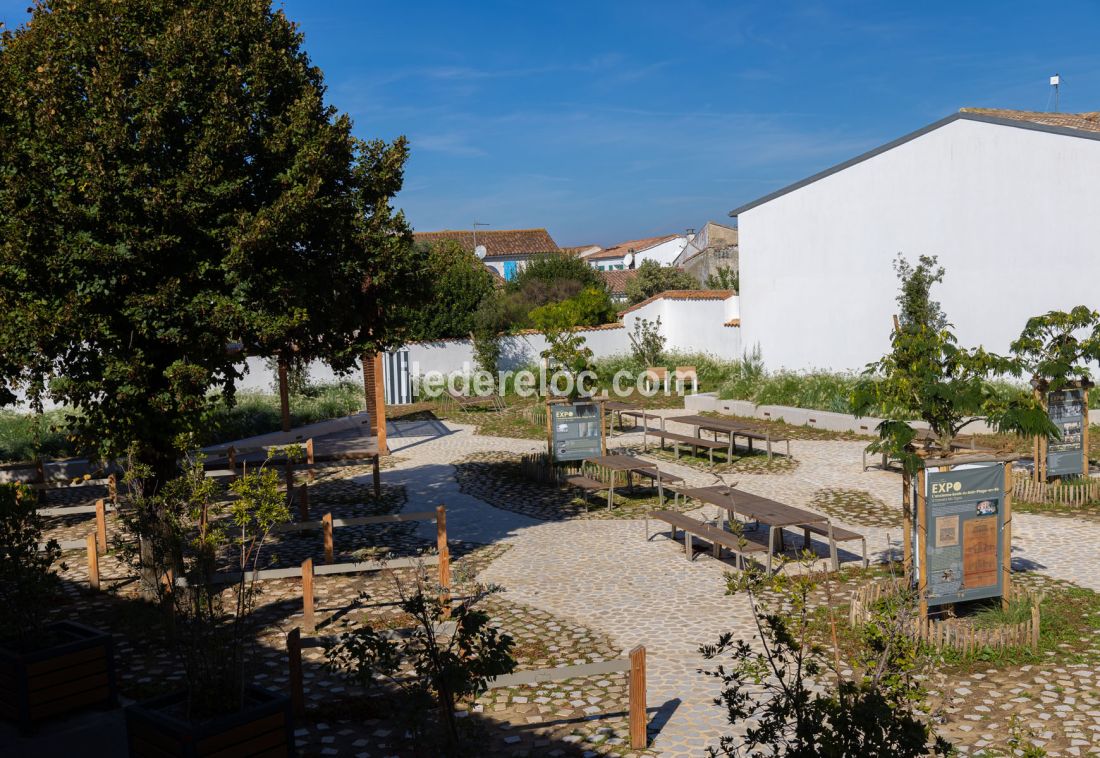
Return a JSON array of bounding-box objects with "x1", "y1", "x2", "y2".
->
[
  {"x1": 599, "y1": 268, "x2": 639, "y2": 294},
  {"x1": 414, "y1": 228, "x2": 560, "y2": 259},
  {"x1": 587, "y1": 234, "x2": 679, "y2": 260},
  {"x1": 618, "y1": 289, "x2": 734, "y2": 316},
  {"x1": 960, "y1": 108, "x2": 1100, "y2": 134}
]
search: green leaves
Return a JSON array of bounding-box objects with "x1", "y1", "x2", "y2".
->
[
  {"x1": 0, "y1": 0, "x2": 424, "y2": 472},
  {"x1": 625, "y1": 259, "x2": 698, "y2": 305}
]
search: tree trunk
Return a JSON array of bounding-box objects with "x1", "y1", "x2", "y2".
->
[{"x1": 278, "y1": 356, "x2": 291, "y2": 433}]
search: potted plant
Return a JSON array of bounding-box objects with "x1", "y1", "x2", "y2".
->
[
  {"x1": 0, "y1": 482, "x2": 117, "y2": 733},
  {"x1": 118, "y1": 452, "x2": 295, "y2": 756}
]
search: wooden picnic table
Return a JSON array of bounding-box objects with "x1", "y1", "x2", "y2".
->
[
  {"x1": 861, "y1": 429, "x2": 996, "y2": 471},
  {"x1": 673, "y1": 485, "x2": 862, "y2": 573},
  {"x1": 581, "y1": 454, "x2": 670, "y2": 510},
  {"x1": 667, "y1": 415, "x2": 791, "y2": 460}
]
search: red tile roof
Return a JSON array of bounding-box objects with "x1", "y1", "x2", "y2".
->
[
  {"x1": 599, "y1": 268, "x2": 639, "y2": 295},
  {"x1": 960, "y1": 108, "x2": 1100, "y2": 134},
  {"x1": 618, "y1": 289, "x2": 734, "y2": 316},
  {"x1": 414, "y1": 228, "x2": 560, "y2": 259},
  {"x1": 586, "y1": 234, "x2": 679, "y2": 261}
]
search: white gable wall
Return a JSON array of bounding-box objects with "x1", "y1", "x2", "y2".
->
[{"x1": 738, "y1": 119, "x2": 1100, "y2": 372}]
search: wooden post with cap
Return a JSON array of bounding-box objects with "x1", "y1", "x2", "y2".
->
[{"x1": 437, "y1": 505, "x2": 451, "y2": 615}]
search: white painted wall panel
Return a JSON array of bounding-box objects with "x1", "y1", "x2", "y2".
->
[{"x1": 738, "y1": 119, "x2": 1100, "y2": 371}]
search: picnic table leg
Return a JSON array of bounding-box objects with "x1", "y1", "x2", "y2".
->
[
  {"x1": 684, "y1": 528, "x2": 693, "y2": 560},
  {"x1": 803, "y1": 527, "x2": 811, "y2": 550},
  {"x1": 766, "y1": 436, "x2": 773, "y2": 461},
  {"x1": 607, "y1": 484, "x2": 614, "y2": 511},
  {"x1": 861, "y1": 537, "x2": 869, "y2": 569},
  {"x1": 828, "y1": 524, "x2": 839, "y2": 571},
  {"x1": 766, "y1": 527, "x2": 775, "y2": 575}
]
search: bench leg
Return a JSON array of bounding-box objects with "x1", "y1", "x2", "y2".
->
[
  {"x1": 607, "y1": 485, "x2": 614, "y2": 511},
  {"x1": 766, "y1": 438, "x2": 773, "y2": 460},
  {"x1": 684, "y1": 529, "x2": 693, "y2": 560},
  {"x1": 828, "y1": 524, "x2": 839, "y2": 572},
  {"x1": 803, "y1": 528, "x2": 811, "y2": 551},
  {"x1": 766, "y1": 526, "x2": 775, "y2": 575},
  {"x1": 861, "y1": 537, "x2": 868, "y2": 569}
]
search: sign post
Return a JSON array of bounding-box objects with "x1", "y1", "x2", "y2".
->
[
  {"x1": 1041, "y1": 383, "x2": 1089, "y2": 481},
  {"x1": 547, "y1": 399, "x2": 606, "y2": 463},
  {"x1": 914, "y1": 454, "x2": 1016, "y2": 617}
]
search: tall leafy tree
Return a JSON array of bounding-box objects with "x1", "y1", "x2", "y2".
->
[
  {"x1": 403, "y1": 240, "x2": 496, "y2": 342},
  {"x1": 850, "y1": 255, "x2": 1053, "y2": 472},
  {"x1": 625, "y1": 260, "x2": 698, "y2": 304},
  {"x1": 0, "y1": 0, "x2": 422, "y2": 480},
  {"x1": 1011, "y1": 306, "x2": 1100, "y2": 392}
]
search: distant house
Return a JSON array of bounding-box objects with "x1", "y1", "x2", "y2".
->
[
  {"x1": 599, "y1": 269, "x2": 639, "y2": 303},
  {"x1": 413, "y1": 228, "x2": 561, "y2": 281},
  {"x1": 585, "y1": 234, "x2": 690, "y2": 271},
  {"x1": 562, "y1": 244, "x2": 603, "y2": 259},
  {"x1": 673, "y1": 221, "x2": 738, "y2": 285}
]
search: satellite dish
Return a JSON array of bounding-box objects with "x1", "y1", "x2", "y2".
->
[
  {"x1": 474, "y1": 244, "x2": 488, "y2": 260},
  {"x1": 623, "y1": 252, "x2": 635, "y2": 268}
]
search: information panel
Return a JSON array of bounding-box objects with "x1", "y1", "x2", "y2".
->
[
  {"x1": 922, "y1": 463, "x2": 1005, "y2": 607},
  {"x1": 549, "y1": 401, "x2": 603, "y2": 462},
  {"x1": 1047, "y1": 388, "x2": 1086, "y2": 477}
]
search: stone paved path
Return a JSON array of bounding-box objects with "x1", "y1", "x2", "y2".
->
[{"x1": 370, "y1": 410, "x2": 1100, "y2": 756}]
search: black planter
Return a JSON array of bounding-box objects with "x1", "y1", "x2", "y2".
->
[
  {"x1": 0, "y1": 620, "x2": 117, "y2": 733},
  {"x1": 125, "y1": 685, "x2": 295, "y2": 757}
]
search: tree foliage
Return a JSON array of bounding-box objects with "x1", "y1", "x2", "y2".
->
[
  {"x1": 628, "y1": 316, "x2": 666, "y2": 367},
  {"x1": 0, "y1": 0, "x2": 422, "y2": 477},
  {"x1": 625, "y1": 260, "x2": 698, "y2": 304},
  {"x1": 1010, "y1": 306, "x2": 1100, "y2": 392},
  {"x1": 705, "y1": 266, "x2": 739, "y2": 292},
  {"x1": 702, "y1": 554, "x2": 951, "y2": 757},
  {"x1": 404, "y1": 240, "x2": 496, "y2": 341},
  {"x1": 0, "y1": 482, "x2": 64, "y2": 650},
  {"x1": 850, "y1": 255, "x2": 1053, "y2": 471},
  {"x1": 326, "y1": 568, "x2": 515, "y2": 754}
]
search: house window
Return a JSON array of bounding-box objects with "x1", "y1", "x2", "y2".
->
[{"x1": 503, "y1": 261, "x2": 518, "y2": 280}]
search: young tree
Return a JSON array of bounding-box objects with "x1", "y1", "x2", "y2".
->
[
  {"x1": 625, "y1": 260, "x2": 698, "y2": 304},
  {"x1": 628, "y1": 317, "x2": 666, "y2": 367},
  {"x1": 1010, "y1": 306, "x2": 1100, "y2": 392},
  {"x1": 702, "y1": 555, "x2": 951, "y2": 757},
  {"x1": 0, "y1": 0, "x2": 422, "y2": 483},
  {"x1": 850, "y1": 255, "x2": 1053, "y2": 472},
  {"x1": 528, "y1": 286, "x2": 616, "y2": 330}
]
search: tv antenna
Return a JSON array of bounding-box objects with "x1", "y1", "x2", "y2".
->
[
  {"x1": 472, "y1": 221, "x2": 490, "y2": 254},
  {"x1": 1049, "y1": 73, "x2": 1061, "y2": 112}
]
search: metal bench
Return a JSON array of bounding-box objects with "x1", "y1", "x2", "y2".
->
[{"x1": 646, "y1": 510, "x2": 766, "y2": 569}]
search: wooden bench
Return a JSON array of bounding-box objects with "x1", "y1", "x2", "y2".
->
[
  {"x1": 646, "y1": 510, "x2": 766, "y2": 569},
  {"x1": 642, "y1": 429, "x2": 730, "y2": 464},
  {"x1": 800, "y1": 523, "x2": 868, "y2": 568},
  {"x1": 564, "y1": 474, "x2": 610, "y2": 512}
]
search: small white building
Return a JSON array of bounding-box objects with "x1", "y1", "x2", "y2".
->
[
  {"x1": 585, "y1": 234, "x2": 691, "y2": 270},
  {"x1": 731, "y1": 108, "x2": 1100, "y2": 371}
]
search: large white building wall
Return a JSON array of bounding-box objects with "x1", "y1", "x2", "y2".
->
[{"x1": 737, "y1": 119, "x2": 1100, "y2": 372}]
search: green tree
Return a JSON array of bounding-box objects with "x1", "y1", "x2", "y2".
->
[
  {"x1": 0, "y1": 0, "x2": 422, "y2": 482},
  {"x1": 705, "y1": 265, "x2": 739, "y2": 292},
  {"x1": 625, "y1": 260, "x2": 698, "y2": 304},
  {"x1": 1010, "y1": 306, "x2": 1100, "y2": 392},
  {"x1": 528, "y1": 286, "x2": 616, "y2": 331},
  {"x1": 506, "y1": 251, "x2": 604, "y2": 300},
  {"x1": 405, "y1": 240, "x2": 496, "y2": 341},
  {"x1": 850, "y1": 255, "x2": 1053, "y2": 472}
]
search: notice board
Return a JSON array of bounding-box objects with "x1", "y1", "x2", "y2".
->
[
  {"x1": 549, "y1": 401, "x2": 604, "y2": 462},
  {"x1": 921, "y1": 462, "x2": 1005, "y2": 607},
  {"x1": 1047, "y1": 388, "x2": 1086, "y2": 477}
]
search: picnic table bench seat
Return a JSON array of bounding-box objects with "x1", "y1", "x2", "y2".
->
[
  {"x1": 800, "y1": 522, "x2": 868, "y2": 567},
  {"x1": 564, "y1": 474, "x2": 610, "y2": 512},
  {"x1": 646, "y1": 510, "x2": 766, "y2": 568},
  {"x1": 642, "y1": 429, "x2": 729, "y2": 464}
]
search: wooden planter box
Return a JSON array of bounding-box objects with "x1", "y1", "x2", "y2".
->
[
  {"x1": 125, "y1": 685, "x2": 295, "y2": 757},
  {"x1": 0, "y1": 620, "x2": 117, "y2": 732}
]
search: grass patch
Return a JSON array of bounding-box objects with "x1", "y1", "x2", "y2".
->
[{"x1": 0, "y1": 407, "x2": 76, "y2": 463}]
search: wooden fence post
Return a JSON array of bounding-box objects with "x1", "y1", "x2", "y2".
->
[
  {"x1": 629, "y1": 645, "x2": 647, "y2": 749},
  {"x1": 437, "y1": 505, "x2": 451, "y2": 615},
  {"x1": 305, "y1": 438, "x2": 315, "y2": 483},
  {"x1": 87, "y1": 534, "x2": 100, "y2": 591},
  {"x1": 322, "y1": 512, "x2": 334, "y2": 565},
  {"x1": 298, "y1": 485, "x2": 310, "y2": 521},
  {"x1": 287, "y1": 627, "x2": 305, "y2": 718},
  {"x1": 95, "y1": 498, "x2": 107, "y2": 554},
  {"x1": 302, "y1": 558, "x2": 315, "y2": 632}
]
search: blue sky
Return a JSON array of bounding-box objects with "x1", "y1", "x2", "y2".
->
[{"x1": 3, "y1": 1, "x2": 1100, "y2": 246}]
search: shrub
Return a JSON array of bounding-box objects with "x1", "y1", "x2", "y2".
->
[{"x1": 0, "y1": 482, "x2": 63, "y2": 651}]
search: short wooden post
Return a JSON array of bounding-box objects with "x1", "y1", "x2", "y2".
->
[
  {"x1": 95, "y1": 498, "x2": 107, "y2": 554},
  {"x1": 301, "y1": 558, "x2": 315, "y2": 632},
  {"x1": 305, "y1": 438, "x2": 315, "y2": 482},
  {"x1": 322, "y1": 512, "x2": 334, "y2": 564},
  {"x1": 87, "y1": 534, "x2": 100, "y2": 591},
  {"x1": 1002, "y1": 462, "x2": 1014, "y2": 609},
  {"x1": 437, "y1": 505, "x2": 451, "y2": 615},
  {"x1": 287, "y1": 628, "x2": 305, "y2": 718},
  {"x1": 107, "y1": 473, "x2": 118, "y2": 504},
  {"x1": 916, "y1": 468, "x2": 928, "y2": 620},
  {"x1": 298, "y1": 484, "x2": 310, "y2": 521},
  {"x1": 1030, "y1": 604, "x2": 1041, "y2": 650},
  {"x1": 629, "y1": 645, "x2": 647, "y2": 749}
]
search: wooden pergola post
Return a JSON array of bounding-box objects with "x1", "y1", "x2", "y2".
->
[{"x1": 362, "y1": 352, "x2": 388, "y2": 455}]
